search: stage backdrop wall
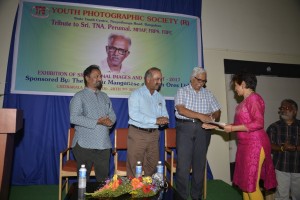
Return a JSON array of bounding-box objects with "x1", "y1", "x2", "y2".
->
[
  {"x1": 12, "y1": 0, "x2": 203, "y2": 99},
  {"x1": 4, "y1": 0, "x2": 213, "y2": 185}
]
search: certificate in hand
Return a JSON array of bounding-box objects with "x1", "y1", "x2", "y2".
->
[{"x1": 205, "y1": 121, "x2": 227, "y2": 128}]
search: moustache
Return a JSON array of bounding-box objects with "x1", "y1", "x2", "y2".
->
[{"x1": 111, "y1": 55, "x2": 121, "y2": 60}]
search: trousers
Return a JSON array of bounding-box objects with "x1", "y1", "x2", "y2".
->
[
  {"x1": 126, "y1": 125, "x2": 160, "y2": 178},
  {"x1": 275, "y1": 170, "x2": 300, "y2": 200},
  {"x1": 73, "y1": 143, "x2": 110, "y2": 182},
  {"x1": 175, "y1": 121, "x2": 210, "y2": 200}
]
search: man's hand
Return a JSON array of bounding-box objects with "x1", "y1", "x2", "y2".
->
[
  {"x1": 199, "y1": 114, "x2": 213, "y2": 123},
  {"x1": 156, "y1": 117, "x2": 169, "y2": 125},
  {"x1": 282, "y1": 142, "x2": 297, "y2": 152},
  {"x1": 202, "y1": 123, "x2": 218, "y2": 130},
  {"x1": 97, "y1": 116, "x2": 113, "y2": 127}
]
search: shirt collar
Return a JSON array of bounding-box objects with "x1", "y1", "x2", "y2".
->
[{"x1": 142, "y1": 85, "x2": 158, "y2": 96}]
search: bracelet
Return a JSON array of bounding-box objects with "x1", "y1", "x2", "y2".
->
[
  {"x1": 295, "y1": 145, "x2": 297, "y2": 152},
  {"x1": 280, "y1": 145, "x2": 285, "y2": 152},
  {"x1": 230, "y1": 125, "x2": 233, "y2": 132}
]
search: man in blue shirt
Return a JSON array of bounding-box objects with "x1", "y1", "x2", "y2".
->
[
  {"x1": 126, "y1": 67, "x2": 169, "y2": 178},
  {"x1": 70, "y1": 65, "x2": 116, "y2": 182}
]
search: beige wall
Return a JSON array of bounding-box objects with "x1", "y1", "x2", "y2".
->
[
  {"x1": 204, "y1": 49, "x2": 300, "y2": 183},
  {"x1": 202, "y1": 0, "x2": 300, "y2": 183},
  {"x1": 1, "y1": 0, "x2": 300, "y2": 184}
]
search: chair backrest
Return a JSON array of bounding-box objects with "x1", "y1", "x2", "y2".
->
[
  {"x1": 165, "y1": 128, "x2": 176, "y2": 148},
  {"x1": 115, "y1": 128, "x2": 128, "y2": 150},
  {"x1": 68, "y1": 127, "x2": 75, "y2": 148}
]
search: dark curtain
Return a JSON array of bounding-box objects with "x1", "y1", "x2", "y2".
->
[{"x1": 4, "y1": 0, "x2": 210, "y2": 185}]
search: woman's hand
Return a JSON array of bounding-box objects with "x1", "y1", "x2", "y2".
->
[{"x1": 224, "y1": 124, "x2": 234, "y2": 133}]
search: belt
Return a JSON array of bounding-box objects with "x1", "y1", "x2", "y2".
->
[
  {"x1": 176, "y1": 118, "x2": 201, "y2": 123},
  {"x1": 130, "y1": 125, "x2": 157, "y2": 133}
]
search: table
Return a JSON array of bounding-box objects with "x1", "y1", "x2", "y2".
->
[{"x1": 65, "y1": 182, "x2": 184, "y2": 200}]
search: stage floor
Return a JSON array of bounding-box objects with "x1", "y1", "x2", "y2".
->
[{"x1": 9, "y1": 179, "x2": 243, "y2": 200}]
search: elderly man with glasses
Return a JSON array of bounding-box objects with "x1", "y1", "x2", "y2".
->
[
  {"x1": 174, "y1": 66, "x2": 221, "y2": 200},
  {"x1": 267, "y1": 99, "x2": 300, "y2": 200},
  {"x1": 100, "y1": 33, "x2": 131, "y2": 74}
]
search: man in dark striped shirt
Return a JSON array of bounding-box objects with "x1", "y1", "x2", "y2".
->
[{"x1": 267, "y1": 99, "x2": 300, "y2": 200}]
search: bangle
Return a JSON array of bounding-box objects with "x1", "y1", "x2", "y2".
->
[
  {"x1": 280, "y1": 145, "x2": 285, "y2": 152},
  {"x1": 230, "y1": 125, "x2": 233, "y2": 132}
]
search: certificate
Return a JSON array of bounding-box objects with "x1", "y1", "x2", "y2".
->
[{"x1": 204, "y1": 121, "x2": 227, "y2": 128}]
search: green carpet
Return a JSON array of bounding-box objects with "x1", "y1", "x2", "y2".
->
[
  {"x1": 9, "y1": 185, "x2": 59, "y2": 200},
  {"x1": 9, "y1": 180, "x2": 242, "y2": 200},
  {"x1": 206, "y1": 180, "x2": 241, "y2": 200}
]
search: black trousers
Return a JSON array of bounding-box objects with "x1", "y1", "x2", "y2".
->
[
  {"x1": 72, "y1": 143, "x2": 110, "y2": 182},
  {"x1": 175, "y1": 121, "x2": 211, "y2": 200}
]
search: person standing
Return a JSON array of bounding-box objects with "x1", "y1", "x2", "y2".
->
[
  {"x1": 267, "y1": 99, "x2": 300, "y2": 200},
  {"x1": 126, "y1": 67, "x2": 169, "y2": 178},
  {"x1": 100, "y1": 33, "x2": 131, "y2": 74},
  {"x1": 175, "y1": 67, "x2": 221, "y2": 200},
  {"x1": 70, "y1": 65, "x2": 116, "y2": 182},
  {"x1": 222, "y1": 73, "x2": 277, "y2": 200}
]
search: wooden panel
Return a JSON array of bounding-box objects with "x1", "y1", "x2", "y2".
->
[
  {"x1": 0, "y1": 109, "x2": 22, "y2": 199},
  {"x1": 0, "y1": 109, "x2": 23, "y2": 133}
]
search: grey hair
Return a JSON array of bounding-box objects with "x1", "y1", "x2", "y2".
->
[
  {"x1": 190, "y1": 67, "x2": 206, "y2": 80},
  {"x1": 108, "y1": 33, "x2": 131, "y2": 46},
  {"x1": 281, "y1": 99, "x2": 298, "y2": 111}
]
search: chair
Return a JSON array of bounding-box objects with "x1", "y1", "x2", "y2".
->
[
  {"x1": 59, "y1": 127, "x2": 95, "y2": 200},
  {"x1": 113, "y1": 128, "x2": 128, "y2": 177},
  {"x1": 164, "y1": 128, "x2": 207, "y2": 199}
]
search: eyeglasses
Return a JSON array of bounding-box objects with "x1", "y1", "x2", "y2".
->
[
  {"x1": 279, "y1": 106, "x2": 293, "y2": 111},
  {"x1": 106, "y1": 46, "x2": 129, "y2": 55},
  {"x1": 194, "y1": 77, "x2": 207, "y2": 84}
]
